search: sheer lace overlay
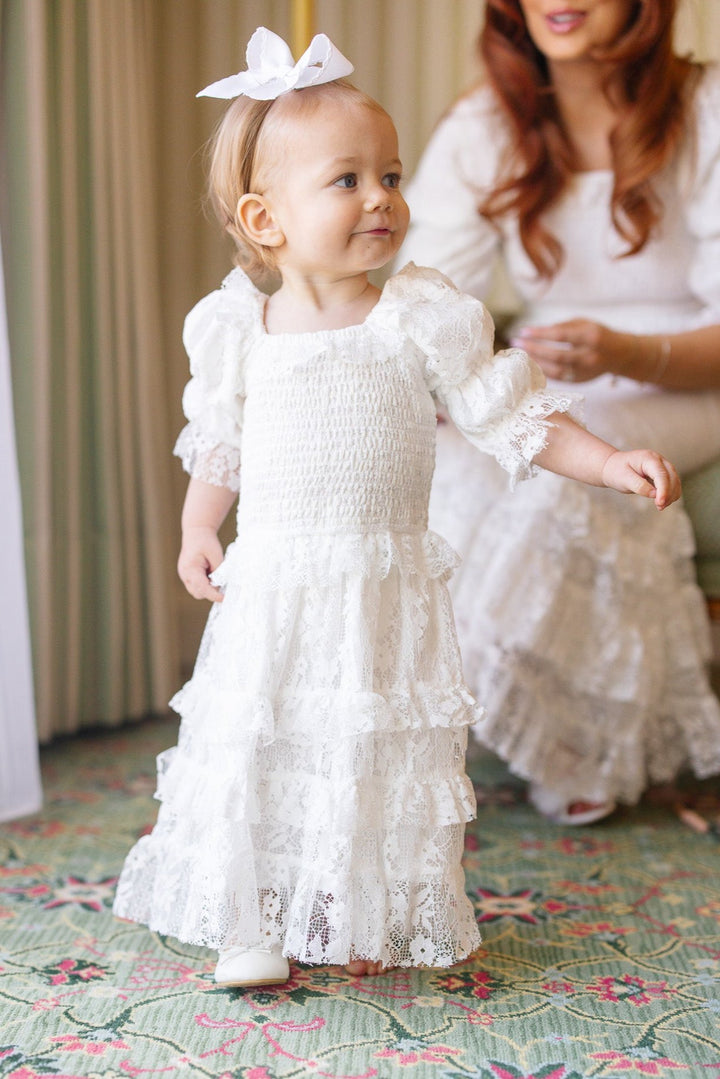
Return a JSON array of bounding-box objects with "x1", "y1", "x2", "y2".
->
[{"x1": 113, "y1": 264, "x2": 570, "y2": 965}]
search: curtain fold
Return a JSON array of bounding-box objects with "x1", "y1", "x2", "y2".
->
[{"x1": 1, "y1": 0, "x2": 180, "y2": 739}]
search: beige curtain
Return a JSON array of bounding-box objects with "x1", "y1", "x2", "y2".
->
[{"x1": 1, "y1": 0, "x2": 179, "y2": 739}]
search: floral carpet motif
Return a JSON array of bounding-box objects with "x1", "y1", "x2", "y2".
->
[{"x1": 1, "y1": 715, "x2": 720, "y2": 1078}]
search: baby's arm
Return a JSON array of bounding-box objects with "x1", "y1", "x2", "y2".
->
[
  {"x1": 535, "y1": 412, "x2": 681, "y2": 510},
  {"x1": 178, "y1": 477, "x2": 237, "y2": 602}
]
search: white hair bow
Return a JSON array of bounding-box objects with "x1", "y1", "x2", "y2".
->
[{"x1": 197, "y1": 26, "x2": 354, "y2": 101}]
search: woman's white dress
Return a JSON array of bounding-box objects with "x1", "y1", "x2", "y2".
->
[
  {"x1": 401, "y1": 65, "x2": 720, "y2": 807},
  {"x1": 112, "y1": 264, "x2": 568, "y2": 966}
]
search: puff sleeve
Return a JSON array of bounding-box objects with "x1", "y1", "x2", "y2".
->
[
  {"x1": 386, "y1": 265, "x2": 572, "y2": 484},
  {"x1": 683, "y1": 64, "x2": 720, "y2": 325},
  {"x1": 173, "y1": 270, "x2": 262, "y2": 492},
  {"x1": 401, "y1": 89, "x2": 508, "y2": 301}
]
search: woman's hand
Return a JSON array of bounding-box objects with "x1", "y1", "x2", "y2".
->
[
  {"x1": 511, "y1": 321, "x2": 720, "y2": 389},
  {"x1": 512, "y1": 319, "x2": 627, "y2": 383},
  {"x1": 600, "y1": 449, "x2": 681, "y2": 510},
  {"x1": 178, "y1": 525, "x2": 225, "y2": 602}
]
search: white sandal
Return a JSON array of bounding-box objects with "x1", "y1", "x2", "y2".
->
[
  {"x1": 529, "y1": 782, "x2": 616, "y2": 826},
  {"x1": 214, "y1": 946, "x2": 290, "y2": 988}
]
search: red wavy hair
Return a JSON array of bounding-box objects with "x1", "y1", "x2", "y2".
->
[{"x1": 478, "y1": 0, "x2": 697, "y2": 277}]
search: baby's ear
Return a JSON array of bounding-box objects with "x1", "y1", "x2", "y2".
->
[{"x1": 236, "y1": 194, "x2": 285, "y2": 249}]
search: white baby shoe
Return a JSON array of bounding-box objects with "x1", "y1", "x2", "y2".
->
[
  {"x1": 529, "y1": 782, "x2": 616, "y2": 826},
  {"x1": 214, "y1": 946, "x2": 290, "y2": 988}
]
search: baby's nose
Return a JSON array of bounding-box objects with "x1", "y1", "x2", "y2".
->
[{"x1": 364, "y1": 186, "x2": 392, "y2": 212}]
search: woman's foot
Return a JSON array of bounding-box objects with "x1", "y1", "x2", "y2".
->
[
  {"x1": 214, "y1": 946, "x2": 290, "y2": 987},
  {"x1": 345, "y1": 960, "x2": 388, "y2": 976},
  {"x1": 529, "y1": 782, "x2": 616, "y2": 825}
]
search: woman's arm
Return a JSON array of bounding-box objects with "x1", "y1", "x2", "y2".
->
[{"x1": 400, "y1": 92, "x2": 504, "y2": 300}]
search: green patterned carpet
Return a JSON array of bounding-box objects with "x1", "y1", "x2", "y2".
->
[{"x1": 2, "y1": 714, "x2": 720, "y2": 1079}]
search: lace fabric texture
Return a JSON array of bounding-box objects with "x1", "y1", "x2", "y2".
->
[
  {"x1": 431, "y1": 423, "x2": 720, "y2": 806},
  {"x1": 114, "y1": 264, "x2": 570, "y2": 965}
]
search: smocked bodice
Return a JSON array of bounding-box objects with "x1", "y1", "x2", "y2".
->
[
  {"x1": 239, "y1": 328, "x2": 437, "y2": 535},
  {"x1": 173, "y1": 263, "x2": 570, "y2": 547}
]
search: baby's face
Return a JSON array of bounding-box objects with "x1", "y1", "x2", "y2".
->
[{"x1": 261, "y1": 96, "x2": 409, "y2": 281}]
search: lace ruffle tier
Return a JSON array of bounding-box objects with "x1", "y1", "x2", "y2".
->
[
  {"x1": 113, "y1": 529, "x2": 482, "y2": 966},
  {"x1": 437, "y1": 451, "x2": 720, "y2": 805}
]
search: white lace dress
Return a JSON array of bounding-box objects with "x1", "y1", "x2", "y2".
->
[
  {"x1": 402, "y1": 65, "x2": 720, "y2": 807},
  {"x1": 112, "y1": 263, "x2": 568, "y2": 966}
]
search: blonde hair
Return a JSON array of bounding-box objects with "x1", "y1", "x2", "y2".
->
[{"x1": 206, "y1": 80, "x2": 389, "y2": 275}]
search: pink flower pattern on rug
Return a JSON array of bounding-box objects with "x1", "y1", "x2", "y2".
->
[{"x1": 1, "y1": 717, "x2": 719, "y2": 1079}]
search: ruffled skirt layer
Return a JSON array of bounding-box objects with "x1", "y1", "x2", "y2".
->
[
  {"x1": 113, "y1": 529, "x2": 482, "y2": 967},
  {"x1": 431, "y1": 423, "x2": 720, "y2": 806}
]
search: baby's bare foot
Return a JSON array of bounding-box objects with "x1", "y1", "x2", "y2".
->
[{"x1": 345, "y1": 960, "x2": 388, "y2": 976}]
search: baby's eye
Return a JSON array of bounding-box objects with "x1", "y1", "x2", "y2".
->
[
  {"x1": 383, "y1": 173, "x2": 402, "y2": 189},
  {"x1": 334, "y1": 174, "x2": 357, "y2": 189}
]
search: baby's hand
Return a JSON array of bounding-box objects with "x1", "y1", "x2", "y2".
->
[
  {"x1": 178, "y1": 525, "x2": 225, "y2": 602},
  {"x1": 601, "y1": 449, "x2": 681, "y2": 510}
]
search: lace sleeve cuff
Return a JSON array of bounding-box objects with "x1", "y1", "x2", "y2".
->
[
  {"x1": 174, "y1": 425, "x2": 242, "y2": 492},
  {"x1": 440, "y1": 348, "x2": 576, "y2": 487},
  {"x1": 477, "y1": 389, "x2": 574, "y2": 486}
]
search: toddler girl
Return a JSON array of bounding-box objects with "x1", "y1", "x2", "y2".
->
[{"x1": 113, "y1": 27, "x2": 680, "y2": 988}]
